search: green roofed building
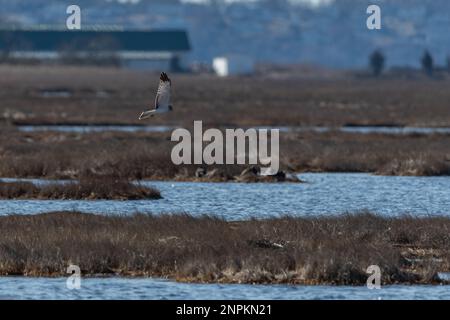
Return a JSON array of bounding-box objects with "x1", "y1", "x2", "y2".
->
[{"x1": 0, "y1": 28, "x2": 191, "y2": 71}]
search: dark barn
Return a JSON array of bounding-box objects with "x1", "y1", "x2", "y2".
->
[{"x1": 0, "y1": 29, "x2": 191, "y2": 71}]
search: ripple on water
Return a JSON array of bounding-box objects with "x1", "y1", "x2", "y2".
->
[
  {"x1": 0, "y1": 173, "x2": 449, "y2": 219},
  {"x1": 0, "y1": 277, "x2": 449, "y2": 300}
]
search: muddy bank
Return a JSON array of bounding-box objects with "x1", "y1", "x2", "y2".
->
[{"x1": 0, "y1": 212, "x2": 449, "y2": 285}]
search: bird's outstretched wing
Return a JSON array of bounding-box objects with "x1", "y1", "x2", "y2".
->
[
  {"x1": 139, "y1": 109, "x2": 156, "y2": 120},
  {"x1": 138, "y1": 72, "x2": 172, "y2": 120},
  {"x1": 155, "y1": 72, "x2": 171, "y2": 109}
]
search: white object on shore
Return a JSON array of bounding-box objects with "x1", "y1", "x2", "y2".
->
[{"x1": 212, "y1": 55, "x2": 254, "y2": 77}]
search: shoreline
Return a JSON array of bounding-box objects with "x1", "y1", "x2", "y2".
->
[
  {"x1": 0, "y1": 178, "x2": 162, "y2": 200},
  {"x1": 1, "y1": 274, "x2": 449, "y2": 287},
  {"x1": 0, "y1": 212, "x2": 448, "y2": 285}
]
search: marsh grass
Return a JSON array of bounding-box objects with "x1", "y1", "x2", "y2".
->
[
  {"x1": 0, "y1": 177, "x2": 161, "y2": 200},
  {"x1": 1, "y1": 129, "x2": 449, "y2": 180},
  {"x1": 0, "y1": 212, "x2": 449, "y2": 284}
]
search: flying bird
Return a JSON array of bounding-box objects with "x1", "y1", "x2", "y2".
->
[{"x1": 139, "y1": 72, "x2": 173, "y2": 120}]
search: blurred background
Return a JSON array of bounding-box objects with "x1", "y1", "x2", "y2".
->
[{"x1": 1, "y1": 0, "x2": 450, "y2": 75}]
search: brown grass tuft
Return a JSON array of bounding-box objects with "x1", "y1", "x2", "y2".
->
[{"x1": 0, "y1": 177, "x2": 161, "y2": 200}]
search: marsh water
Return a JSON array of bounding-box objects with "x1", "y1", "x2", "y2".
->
[
  {"x1": 1, "y1": 173, "x2": 449, "y2": 219},
  {"x1": 16, "y1": 124, "x2": 450, "y2": 135},
  {"x1": 17, "y1": 124, "x2": 175, "y2": 133},
  {"x1": 0, "y1": 277, "x2": 449, "y2": 300},
  {"x1": 1, "y1": 172, "x2": 450, "y2": 300}
]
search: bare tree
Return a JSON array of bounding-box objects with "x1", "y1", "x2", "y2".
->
[
  {"x1": 421, "y1": 50, "x2": 434, "y2": 77},
  {"x1": 369, "y1": 49, "x2": 385, "y2": 77}
]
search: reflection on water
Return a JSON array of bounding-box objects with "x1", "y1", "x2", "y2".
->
[
  {"x1": 0, "y1": 277, "x2": 448, "y2": 300},
  {"x1": 16, "y1": 125, "x2": 450, "y2": 135},
  {"x1": 0, "y1": 173, "x2": 449, "y2": 219}
]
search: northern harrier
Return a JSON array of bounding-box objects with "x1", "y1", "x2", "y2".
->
[{"x1": 139, "y1": 72, "x2": 173, "y2": 120}]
